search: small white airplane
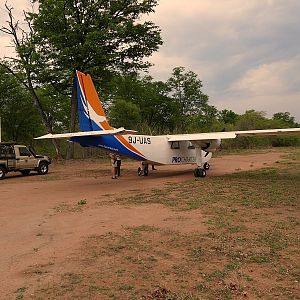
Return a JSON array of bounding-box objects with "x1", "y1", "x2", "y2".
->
[{"x1": 35, "y1": 71, "x2": 300, "y2": 177}]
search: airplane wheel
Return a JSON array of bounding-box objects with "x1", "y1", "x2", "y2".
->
[
  {"x1": 201, "y1": 169, "x2": 207, "y2": 177},
  {"x1": 194, "y1": 168, "x2": 206, "y2": 178},
  {"x1": 138, "y1": 167, "x2": 142, "y2": 176},
  {"x1": 204, "y1": 162, "x2": 210, "y2": 170}
]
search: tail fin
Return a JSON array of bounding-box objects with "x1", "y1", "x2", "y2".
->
[{"x1": 75, "y1": 70, "x2": 113, "y2": 131}]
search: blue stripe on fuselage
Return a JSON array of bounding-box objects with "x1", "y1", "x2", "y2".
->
[
  {"x1": 70, "y1": 135, "x2": 145, "y2": 160},
  {"x1": 75, "y1": 76, "x2": 102, "y2": 132}
]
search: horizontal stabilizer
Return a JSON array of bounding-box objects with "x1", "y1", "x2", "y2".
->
[
  {"x1": 167, "y1": 128, "x2": 300, "y2": 142},
  {"x1": 35, "y1": 128, "x2": 137, "y2": 140}
]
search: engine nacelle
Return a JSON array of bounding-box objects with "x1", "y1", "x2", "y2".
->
[{"x1": 201, "y1": 139, "x2": 221, "y2": 152}]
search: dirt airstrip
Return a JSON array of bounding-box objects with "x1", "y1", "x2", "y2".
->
[{"x1": 0, "y1": 151, "x2": 291, "y2": 299}]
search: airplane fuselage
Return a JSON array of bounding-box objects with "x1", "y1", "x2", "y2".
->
[{"x1": 71, "y1": 134, "x2": 213, "y2": 165}]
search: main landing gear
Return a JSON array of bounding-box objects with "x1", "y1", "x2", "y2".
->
[
  {"x1": 138, "y1": 162, "x2": 149, "y2": 176},
  {"x1": 194, "y1": 163, "x2": 210, "y2": 178},
  {"x1": 203, "y1": 162, "x2": 210, "y2": 170},
  {"x1": 194, "y1": 146, "x2": 210, "y2": 178},
  {"x1": 194, "y1": 167, "x2": 206, "y2": 178}
]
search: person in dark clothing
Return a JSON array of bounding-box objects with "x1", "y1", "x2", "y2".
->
[{"x1": 116, "y1": 155, "x2": 121, "y2": 177}]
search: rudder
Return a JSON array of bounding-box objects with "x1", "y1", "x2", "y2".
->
[{"x1": 75, "y1": 71, "x2": 113, "y2": 131}]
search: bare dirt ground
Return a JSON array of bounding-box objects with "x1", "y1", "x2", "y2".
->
[{"x1": 0, "y1": 150, "x2": 297, "y2": 299}]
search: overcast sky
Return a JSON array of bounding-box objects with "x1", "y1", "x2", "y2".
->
[{"x1": 1, "y1": 0, "x2": 300, "y2": 121}]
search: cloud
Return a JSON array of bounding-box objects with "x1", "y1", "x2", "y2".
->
[
  {"x1": 0, "y1": 0, "x2": 35, "y2": 57},
  {"x1": 147, "y1": 0, "x2": 300, "y2": 121},
  {"x1": 230, "y1": 56, "x2": 300, "y2": 96},
  {"x1": 213, "y1": 55, "x2": 300, "y2": 117}
]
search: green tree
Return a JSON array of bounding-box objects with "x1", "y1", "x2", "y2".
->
[
  {"x1": 109, "y1": 98, "x2": 141, "y2": 129},
  {"x1": 32, "y1": 0, "x2": 162, "y2": 75},
  {"x1": 167, "y1": 67, "x2": 209, "y2": 131},
  {"x1": 235, "y1": 110, "x2": 271, "y2": 130},
  {"x1": 273, "y1": 112, "x2": 297, "y2": 127},
  {"x1": 32, "y1": 0, "x2": 162, "y2": 150},
  {"x1": 188, "y1": 105, "x2": 224, "y2": 133},
  {"x1": 0, "y1": 4, "x2": 63, "y2": 156},
  {"x1": 0, "y1": 66, "x2": 42, "y2": 143},
  {"x1": 1, "y1": 0, "x2": 162, "y2": 157},
  {"x1": 218, "y1": 109, "x2": 239, "y2": 125},
  {"x1": 109, "y1": 74, "x2": 178, "y2": 133}
]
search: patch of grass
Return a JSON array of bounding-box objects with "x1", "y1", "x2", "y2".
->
[
  {"x1": 15, "y1": 287, "x2": 27, "y2": 300},
  {"x1": 32, "y1": 148, "x2": 300, "y2": 300},
  {"x1": 15, "y1": 287, "x2": 27, "y2": 293},
  {"x1": 207, "y1": 270, "x2": 227, "y2": 282},
  {"x1": 78, "y1": 199, "x2": 87, "y2": 205},
  {"x1": 188, "y1": 247, "x2": 205, "y2": 261},
  {"x1": 118, "y1": 284, "x2": 134, "y2": 291},
  {"x1": 258, "y1": 229, "x2": 288, "y2": 253},
  {"x1": 62, "y1": 272, "x2": 83, "y2": 285}
]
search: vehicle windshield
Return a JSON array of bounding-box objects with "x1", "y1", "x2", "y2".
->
[{"x1": 28, "y1": 145, "x2": 37, "y2": 157}]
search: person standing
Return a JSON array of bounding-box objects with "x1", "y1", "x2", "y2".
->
[
  {"x1": 109, "y1": 153, "x2": 118, "y2": 179},
  {"x1": 116, "y1": 155, "x2": 121, "y2": 177},
  {"x1": 139, "y1": 161, "x2": 149, "y2": 176}
]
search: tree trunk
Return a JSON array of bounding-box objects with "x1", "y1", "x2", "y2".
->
[
  {"x1": 26, "y1": 73, "x2": 62, "y2": 158},
  {"x1": 66, "y1": 76, "x2": 77, "y2": 160}
]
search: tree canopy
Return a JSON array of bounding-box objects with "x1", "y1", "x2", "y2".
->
[
  {"x1": 1, "y1": 0, "x2": 162, "y2": 157},
  {"x1": 30, "y1": 0, "x2": 162, "y2": 86},
  {"x1": 0, "y1": 66, "x2": 42, "y2": 143}
]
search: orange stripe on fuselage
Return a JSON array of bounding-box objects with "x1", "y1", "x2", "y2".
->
[
  {"x1": 77, "y1": 71, "x2": 112, "y2": 130},
  {"x1": 116, "y1": 135, "x2": 145, "y2": 158}
]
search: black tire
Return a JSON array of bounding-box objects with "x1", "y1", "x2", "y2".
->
[
  {"x1": 38, "y1": 162, "x2": 48, "y2": 175},
  {"x1": 20, "y1": 170, "x2": 30, "y2": 176},
  {"x1": 200, "y1": 169, "x2": 207, "y2": 177},
  {"x1": 194, "y1": 168, "x2": 206, "y2": 178},
  {"x1": 0, "y1": 166, "x2": 6, "y2": 180},
  {"x1": 204, "y1": 162, "x2": 210, "y2": 170}
]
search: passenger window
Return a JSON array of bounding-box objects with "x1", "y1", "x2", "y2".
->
[
  {"x1": 188, "y1": 142, "x2": 195, "y2": 149},
  {"x1": 171, "y1": 141, "x2": 180, "y2": 149},
  {"x1": 19, "y1": 147, "x2": 31, "y2": 156}
]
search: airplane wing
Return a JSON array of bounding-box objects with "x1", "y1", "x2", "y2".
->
[
  {"x1": 35, "y1": 128, "x2": 137, "y2": 140},
  {"x1": 167, "y1": 128, "x2": 300, "y2": 142}
]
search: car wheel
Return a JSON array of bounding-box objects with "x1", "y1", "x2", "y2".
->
[
  {"x1": 38, "y1": 162, "x2": 48, "y2": 175},
  {"x1": 0, "y1": 166, "x2": 6, "y2": 180}
]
